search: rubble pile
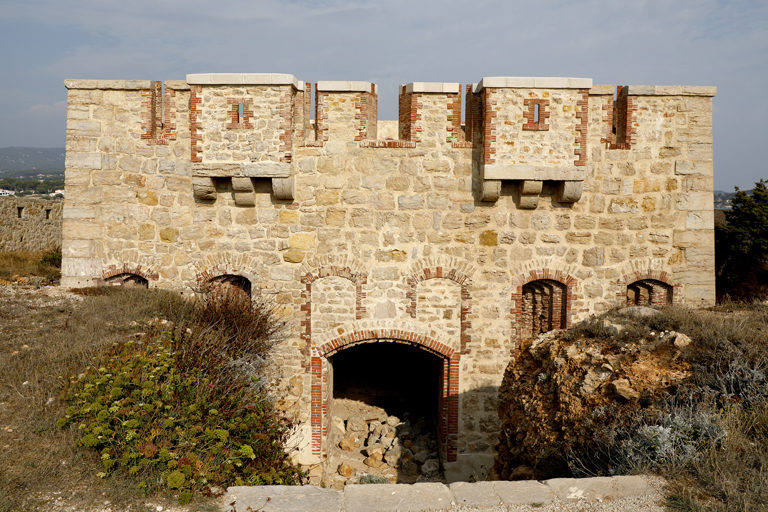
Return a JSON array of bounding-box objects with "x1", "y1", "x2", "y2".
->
[
  {"x1": 495, "y1": 309, "x2": 695, "y2": 480},
  {"x1": 321, "y1": 398, "x2": 442, "y2": 488}
]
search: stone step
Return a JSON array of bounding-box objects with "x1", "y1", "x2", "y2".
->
[{"x1": 223, "y1": 475, "x2": 660, "y2": 512}]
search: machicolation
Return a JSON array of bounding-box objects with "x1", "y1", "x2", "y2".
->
[{"x1": 61, "y1": 73, "x2": 716, "y2": 481}]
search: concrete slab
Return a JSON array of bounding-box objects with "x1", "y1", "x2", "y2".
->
[
  {"x1": 449, "y1": 481, "x2": 502, "y2": 507},
  {"x1": 493, "y1": 480, "x2": 555, "y2": 505},
  {"x1": 224, "y1": 485, "x2": 342, "y2": 512},
  {"x1": 545, "y1": 476, "x2": 654, "y2": 502},
  {"x1": 344, "y1": 483, "x2": 453, "y2": 512}
]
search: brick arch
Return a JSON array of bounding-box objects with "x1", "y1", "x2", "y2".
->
[
  {"x1": 406, "y1": 266, "x2": 472, "y2": 354},
  {"x1": 196, "y1": 267, "x2": 258, "y2": 289},
  {"x1": 617, "y1": 269, "x2": 681, "y2": 305},
  {"x1": 310, "y1": 329, "x2": 459, "y2": 463},
  {"x1": 512, "y1": 268, "x2": 577, "y2": 342},
  {"x1": 101, "y1": 263, "x2": 158, "y2": 283},
  {"x1": 299, "y1": 265, "x2": 367, "y2": 369}
]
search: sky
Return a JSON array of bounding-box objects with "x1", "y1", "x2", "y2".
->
[{"x1": 0, "y1": 0, "x2": 765, "y2": 190}]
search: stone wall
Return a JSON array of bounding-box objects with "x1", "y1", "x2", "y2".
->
[
  {"x1": 61, "y1": 74, "x2": 716, "y2": 481},
  {"x1": 0, "y1": 197, "x2": 62, "y2": 251}
]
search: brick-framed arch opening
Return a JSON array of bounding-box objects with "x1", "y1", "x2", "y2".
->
[
  {"x1": 310, "y1": 330, "x2": 460, "y2": 463},
  {"x1": 300, "y1": 265, "x2": 367, "y2": 370},
  {"x1": 512, "y1": 269, "x2": 577, "y2": 342},
  {"x1": 202, "y1": 274, "x2": 252, "y2": 302},
  {"x1": 103, "y1": 272, "x2": 149, "y2": 288},
  {"x1": 406, "y1": 266, "x2": 472, "y2": 354},
  {"x1": 102, "y1": 263, "x2": 158, "y2": 284},
  {"x1": 617, "y1": 270, "x2": 681, "y2": 306}
]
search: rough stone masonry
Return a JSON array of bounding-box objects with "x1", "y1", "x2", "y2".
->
[{"x1": 61, "y1": 74, "x2": 716, "y2": 481}]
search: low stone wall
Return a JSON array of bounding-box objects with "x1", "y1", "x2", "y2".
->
[{"x1": 0, "y1": 197, "x2": 63, "y2": 252}]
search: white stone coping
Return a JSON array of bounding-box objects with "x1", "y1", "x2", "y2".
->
[
  {"x1": 483, "y1": 164, "x2": 586, "y2": 182},
  {"x1": 589, "y1": 85, "x2": 615, "y2": 95},
  {"x1": 473, "y1": 77, "x2": 593, "y2": 92},
  {"x1": 403, "y1": 82, "x2": 461, "y2": 94},
  {"x1": 626, "y1": 85, "x2": 716, "y2": 97},
  {"x1": 64, "y1": 80, "x2": 156, "y2": 90},
  {"x1": 186, "y1": 73, "x2": 301, "y2": 88},
  {"x1": 316, "y1": 81, "x2": 377, "y2": 93}
]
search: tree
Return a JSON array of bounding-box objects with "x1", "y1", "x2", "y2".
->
[{"x1": 716, "y1": 180, "x2": 768, "y2": 299}]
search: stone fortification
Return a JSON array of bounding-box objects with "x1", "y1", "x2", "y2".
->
[
  {"x1": 61, "y1": 74, "x2": 716, "y2": 481},
  {"x1": 0, "y1": 197, "x2": 62, "y2": 251}
]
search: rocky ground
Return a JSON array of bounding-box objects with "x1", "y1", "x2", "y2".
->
[{"x1": 320, "y1": 398, "x2": 444, "y2": 488}]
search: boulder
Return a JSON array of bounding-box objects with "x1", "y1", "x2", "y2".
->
[
  {"x1": 413, "y1": 450, "x2": 429, "y2": 463},
  {"x1": 347, "y1": 415, "x2": 367, "y2": 433},
  {"x1": 338, "y1": 434, "x2": 356, "y2": 451},
  {"x1": 401, "y1": 460, "x2": 419, "y2": 476},
  {"x1": 386, "y1": 416, "x2": 400, "y2": 426},
  {"x1": 364, "y1": 444, "x2": 385, "y2": 457},
  {"x1": 612, "y1": 379, "x2": 641, "y2": 401},
  {"x1": 363, "y1": 452, "x2": 383, "y2": 468},
  {"x1": 332, "y1": 416, "x2": 346, "y2": 434},
  {"x1": 338, "y1": 463, "x2": 354, "y2": 478},
  {"x1": 421, "y1": 459, "x2": 440, "y2": 478}
]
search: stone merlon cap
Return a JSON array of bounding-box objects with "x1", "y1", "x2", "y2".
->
[
  {"x1": 402, "y1": 82, "x2": 461, "y2": 94},
  {"x1": 473, "y1": 77, "x2": 593, "y2": 92},
  {"x1": 316, "y1": 81, "x2": 377, "y2": 93},
  {"x1": 186, "y1": 73, "x2": 301, "y2": 88}
]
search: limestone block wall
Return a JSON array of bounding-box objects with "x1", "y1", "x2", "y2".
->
[
  {"x1": 0, "y1": 197, "x2": 62, "y2": 251},
  {"x1": 61, "y1": 74, "x2": 716, "y2": 481}
]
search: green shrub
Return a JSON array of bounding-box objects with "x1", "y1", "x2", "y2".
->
[{"x1": 58, "y1": 295, "x2": 304, "y2": 503}]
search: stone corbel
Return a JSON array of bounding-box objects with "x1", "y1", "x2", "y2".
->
[
  {"x1": 272, "y1": 177, "x2": 294, "y2": 200},
  {"x1": 557, "y1": 181, "x2": 583, "y2": 203},
  {"x1": 191, "y1": 162, "x2": 295, "y2": 203},
  {"x1": 193, "y1": 177, "x2": 216, "y2": 201},
  {"x1": 518, "y1": 180, "x2": 543, "y2": 209},
  {"x1": 481, "y1": 180, "x2": 501, "y2": 202},
  {"x1": 231, "y1": 177, "x2": 255, "y2": 207}
]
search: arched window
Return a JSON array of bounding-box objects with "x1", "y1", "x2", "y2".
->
[
  {"x1": 104, "y1": 273, "x2": 149, "y2": 288},
  {"x1": 521, "y1": 279, "x2": 567, "y2": 338},
  {"x1": 205, "y1": 274, "x2": 251, "y2": 301},
  {"x1": 626, "y1": 279, "x2": 672, "y2": 306}
]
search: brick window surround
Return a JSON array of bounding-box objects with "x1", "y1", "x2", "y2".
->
[
  {"x1": 523, "y1": 98, "x2": 550, "y2": 131},
  {"x1": 617, "y1": 270, "x2": 681, "y2": 305}
]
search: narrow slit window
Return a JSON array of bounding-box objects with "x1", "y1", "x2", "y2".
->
[
  {"x1": 45, "y1": 209, "x2": 51, "y2": 220},
  {"x1": 238, "y1": 103, "x2": 244, "y2": 124},
  {"x1": 17, "y1": 207, "x2": 23, "y2": 218},
  {"x1": 534, "y1": 104, "x2": 540, "y2": 123}
]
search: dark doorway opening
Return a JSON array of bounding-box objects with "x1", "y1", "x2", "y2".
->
[{"x1": 330, "y1": 342, "x2": 442, "y2": 419}]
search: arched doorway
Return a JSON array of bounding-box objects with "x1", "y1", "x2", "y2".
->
[
  {"x1": 312, "y1": 332, "x2": 459, "y2": 464},
  {"x1": 204, "y1": 274, "x2": 251, "y2": 301}
]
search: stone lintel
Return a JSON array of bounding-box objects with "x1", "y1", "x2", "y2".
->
[
  {"x1": 626, "y1": 85, "x2": 717, "y2": 97},
  {"x1": 589, "y1": 85, "x2": 615, "y2": 95},
  {"x1": 186, "y1": 73, "x2": 301, "y2": 89},
  {"x1": 473, "y1": 77, "x2": 593, "y2": 92},
  {"x1": 192, "y1": 162, "x2": 292, "y2": 178},
  {"x1": 64, "y1": 80, "x2": 155, "y2": 90},
  {"x1": 483, "y1": 164, "x2": 585, "y2": 182},
  {"x1": 403, "y1": 82, "x2": 461, "y2": 94},
  {"x1": 316, "y1": 81, "x2": 377, "y2": 93}
]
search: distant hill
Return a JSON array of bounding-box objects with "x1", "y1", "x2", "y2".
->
[{"x1": 0, "y1": 147, "x2": 65, "y2": 175}]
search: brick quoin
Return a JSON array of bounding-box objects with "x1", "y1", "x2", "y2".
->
[
  {"x1": 603, "y1": 86, "x2": 636, "y2": 150},
  {"x1": 574, "y1": 89, "x2": 589, "y2": 166},
  {"x1": 189, "y1": 85, "x2": 203, "y2": 162},
  {"x1": 483, "y1": 89, "x2": 497, "y2": 165},
  {"x1": 141, "y1": 81, "x2": 177, "y2": 145},
  {"x1": 310, "y1": 330, "x2": 460, "y2": 462}
]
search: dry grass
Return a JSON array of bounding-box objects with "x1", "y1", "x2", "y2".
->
[
  {"x1": 0, "y1": 286, "x2": 214, "y2": 511},
  {"x1": 0, "y1": 250, "x2": 61, "y2": 285},
  {"x1": 598, "y1": 303, "x2": 768, "y2": 511}
]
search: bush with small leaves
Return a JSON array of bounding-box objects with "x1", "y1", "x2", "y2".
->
[{"x1": 58, "y1": 294, "x2": 304, "y2": 503}]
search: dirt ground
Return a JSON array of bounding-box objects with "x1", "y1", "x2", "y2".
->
[{"x1": 0, "y1": 285, "x2": 219, "y2": 512}]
